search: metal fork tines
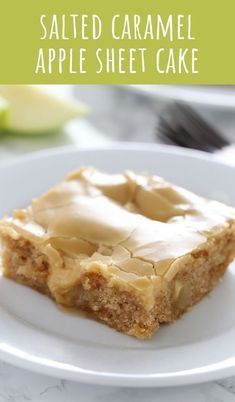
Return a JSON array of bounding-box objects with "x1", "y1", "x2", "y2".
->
[{"x1": 157, "y1": 103, "x2": 230, "y2": 152}]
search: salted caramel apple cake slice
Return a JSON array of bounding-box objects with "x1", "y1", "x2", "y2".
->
[{"x1": 1, "y1": 167, "x2": 235, "y2": 339}]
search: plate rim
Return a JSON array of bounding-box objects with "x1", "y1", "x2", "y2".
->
[
  {"x1": 0, "y1": 344, "x2": 235, "y2": 388},
  {"x1": 128, "y1": 85, "x2": 235, "y2": 109},
  {"x1": 0, "y1": 141, "x2": 228, "y2": 171},
  {"x1": 1, "y1": 142, "x2": 235, "y2": 387}
]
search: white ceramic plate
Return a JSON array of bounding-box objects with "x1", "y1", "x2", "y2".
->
[
  {"x1": 129, "y1": 85, "x2": 235, "y2": 109},
  {"x1": 1, "y1": 144, "x2": 235, "y2": 387}
]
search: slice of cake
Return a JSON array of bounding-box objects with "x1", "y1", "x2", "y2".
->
[{"x1": 1, "y1": 167, "x2": 235, "y2": 339}]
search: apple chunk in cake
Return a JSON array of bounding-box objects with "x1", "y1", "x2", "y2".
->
[{"x1": 1, "y1": 167, "x2": 235, "y2": 339}]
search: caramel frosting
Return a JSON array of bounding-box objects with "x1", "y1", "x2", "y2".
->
[{"x1": 1, "y1": 167, "x2": 235, "y2": 306}]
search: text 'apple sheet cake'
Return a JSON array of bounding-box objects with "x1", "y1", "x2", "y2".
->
[{"x1": 1, "y1": 167, "x2": 235, "y2": 339}]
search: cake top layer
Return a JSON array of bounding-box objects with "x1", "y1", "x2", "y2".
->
[{"x1": 1, "y1": 167, "x2": 235, "y2": 281}]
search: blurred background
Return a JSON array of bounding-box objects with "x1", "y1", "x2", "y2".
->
[{"x1": 1, "y1": 85, "x2": 235, "y2": 161}]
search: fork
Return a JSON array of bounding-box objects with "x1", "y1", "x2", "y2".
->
[{"x1": 157, "y1": 102, "x2": 235, "y2": 162}]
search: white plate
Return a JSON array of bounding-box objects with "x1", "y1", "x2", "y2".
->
[
  {"x1": 129, "y1": 85, "x2": 235, "y2": 109},
  {"x1": 1, "y1": 144, "x2": 235, "y2": 387}
]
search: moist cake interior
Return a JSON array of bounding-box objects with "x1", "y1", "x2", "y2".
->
[{"x1": 1, "y1": 167, "x2": 235, "y2": 339}]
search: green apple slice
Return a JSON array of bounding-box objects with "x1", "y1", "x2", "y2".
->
[
  {"x1": 0, "y1": 96, "x2": 9, "y2": 130},
  {"x1": 0, "y1": 85, "x2": 88, "y2": 134}
]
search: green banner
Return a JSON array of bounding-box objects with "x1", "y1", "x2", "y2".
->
[{"x1": 0, "y1": 0, "x2": 234, "y2": 83}]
